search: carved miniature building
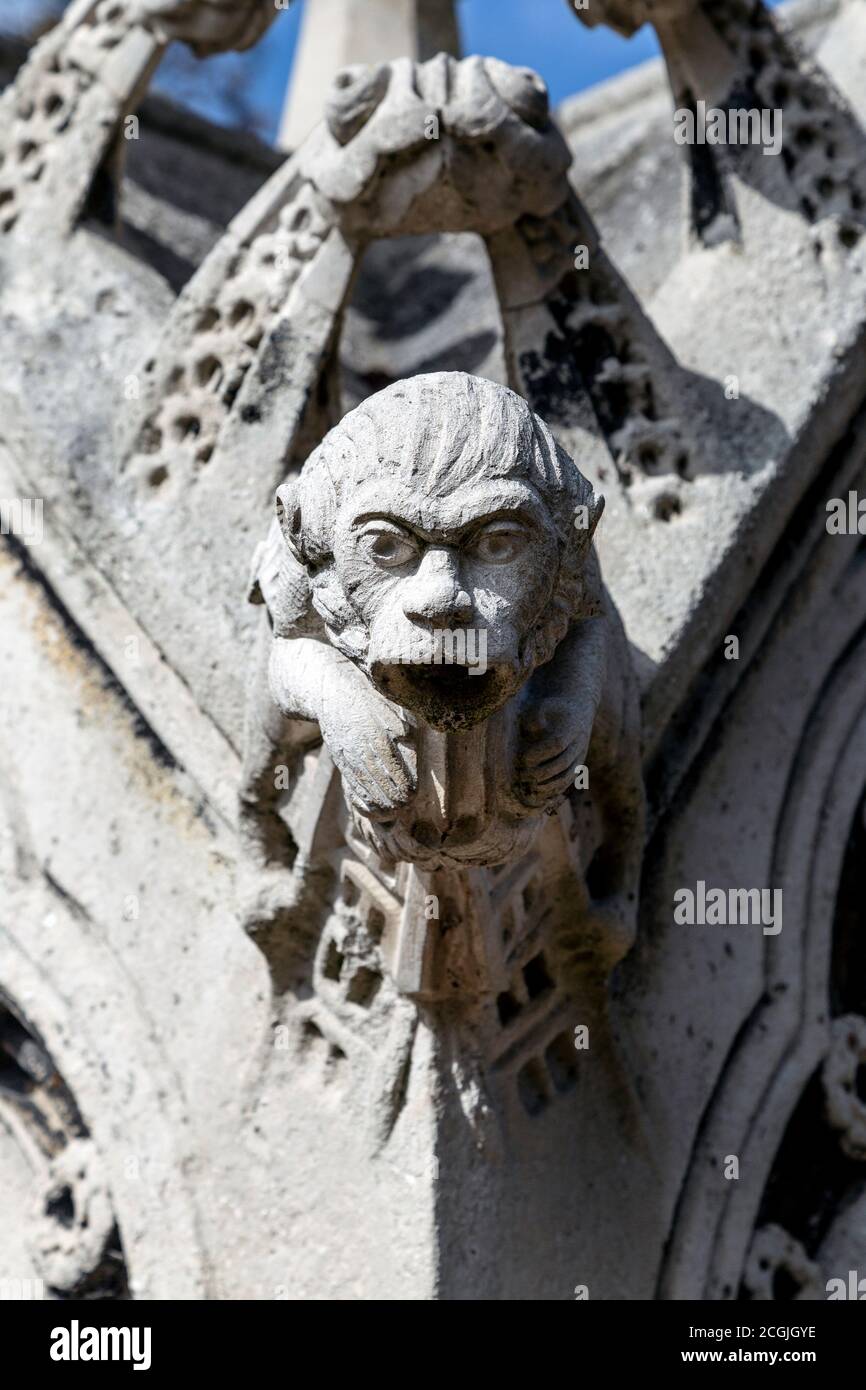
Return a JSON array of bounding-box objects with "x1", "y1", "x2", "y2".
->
[{"x1": 0, "y1": 0, "x2": 865, "y2": 1301}]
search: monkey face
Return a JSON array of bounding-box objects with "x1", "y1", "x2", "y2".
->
[{"x1": 330, "y1": 478, "x2": 560, "y2": 731}]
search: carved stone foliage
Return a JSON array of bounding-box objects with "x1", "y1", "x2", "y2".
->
[
  {"x1": 0, "y1": 0, "x2": 156, "y2": 239},
  {"x1": 742, "y1": 1225, "x2": 823, "y2": 1301},
  {"x1": 823, "y1": 1014, "x2": 866, "y2": 1161}
]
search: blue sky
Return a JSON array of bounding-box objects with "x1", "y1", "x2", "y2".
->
[
  {"x1": 0, "y1": 1, "x2": 661, "y2": 142},
  {"x1": 463, "y1": 1, "x2": 661, "y2": 103},
  {"x1": 194, "y1": 0, "x2": 662, "y2": 140},
  {"x1": 230, "y1": 0, "x2": 664, "y2": 140}
]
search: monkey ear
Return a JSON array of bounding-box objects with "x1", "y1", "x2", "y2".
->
[
  {"x1": 586, "y1": 489, "x2": 605, "y2": 542},
  {"x1": 579, "y1": 547, "x2": 604, "y2": 618},
  {"x1": 561, "y1": 487, "x2": 605, "y2": 620},
  {"x1": 570, "y1": 487, "x2": 605, "y2": 556},
  {"x1": 275, "y1": 481, "x2": 306, "y2": 566},
  {"x1": 579, "y1": 494, "x2": 605, "y2": 615}
]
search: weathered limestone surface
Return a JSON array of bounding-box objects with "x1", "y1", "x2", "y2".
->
[{"x1": 0, "y1": 0, "x2": 864, "y2": 1301}]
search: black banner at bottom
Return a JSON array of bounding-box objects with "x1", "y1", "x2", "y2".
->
[{"x1": 1, "y1": 1297, "x2": 864, "y2": 1374}]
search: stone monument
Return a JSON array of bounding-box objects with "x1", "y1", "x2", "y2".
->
[{"x1": 0, "y1": 0, "x2": 864, "y2": 1300}]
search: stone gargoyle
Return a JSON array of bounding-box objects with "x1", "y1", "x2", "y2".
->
[{"x1": 242, "y1": 371, "x2": 644, "y2": 961}]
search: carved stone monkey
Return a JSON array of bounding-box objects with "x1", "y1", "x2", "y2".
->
[{"x1": 242, "y1": 373, "x2": 644, "y2": 949}]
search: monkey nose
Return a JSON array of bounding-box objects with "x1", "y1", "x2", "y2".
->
[
  {"x1": 403, "y1": 585, "x2": 473, "y2": 626},
  {"x1": 402, "y1": 551, "x2": 473, "y2": 626}
]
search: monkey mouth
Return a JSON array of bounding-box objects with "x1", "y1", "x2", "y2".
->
[{"x1": 371, "y1": 660, "x2": 511, "y2": 729}]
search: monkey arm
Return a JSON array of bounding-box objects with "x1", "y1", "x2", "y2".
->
[
  {"x1": 534, "y1": 614, "x2": 607, "y2": 733},
  {"x1": 240, "y1": 520, "x2": 330, "y2": 871},
  {"x1": 516, "y1": 606, "x2": 609, "y2": 809},
  {"x1": 269, "y1": 637, "x2": 363, "y2": 725},
  {"x1": 269, "y1": 638, "x2": 417, "y2": 818},
  {"x1": 517, "y1": 534, "x2": 610, "y2": 769}
]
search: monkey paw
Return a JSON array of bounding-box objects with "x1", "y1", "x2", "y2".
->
[
  {"x1": 320, "y1": 680, "x2": 418, "y2": 821},
  {"x1": 237, "y1": 864, "x2": 301, "y2": 939},
  {"x1": 580, "y1": 897, "x2": 638, "y2": 972},
  {"x1": 516, "y1": 696, "x2": 590, "y2": 809}
]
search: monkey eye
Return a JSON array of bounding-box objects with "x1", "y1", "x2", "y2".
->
[
  {"x1": 361, "y1": 525, "x2": 419, "y2": 568},
  {"x1": 468, "y1": 522, "x2": 528, "y2": 564}
]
